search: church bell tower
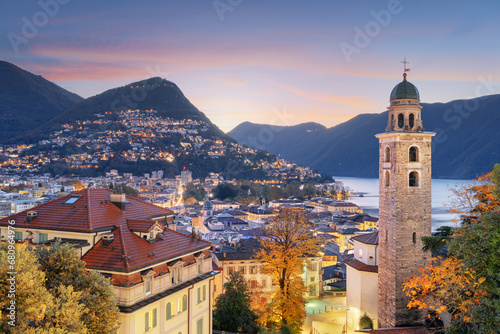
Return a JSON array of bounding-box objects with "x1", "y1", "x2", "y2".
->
[{"x1": 376, "y1": 64, "x2": 435, "y2": 327}]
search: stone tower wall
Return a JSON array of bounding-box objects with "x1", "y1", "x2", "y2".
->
[{"x1": 377, "y1": 132, "x2": 434, "y2": 327}]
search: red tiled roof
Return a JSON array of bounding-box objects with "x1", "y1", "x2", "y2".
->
[
  {"x1": 127, "y1": 219, "x2": 161, "y2": 233},
  {"x1": 351, "y1": 231, "x2": 379, "y2": 245},
  {"x1": 0, "y1": 189, "x2": 211, "y2": 272},
  {"x1": 82, "y1": 226, "x2": 210, "y2": 272},
  {"x1": 344, "y1": 258, "x2": 378, "y2": 273},
  {"x1": 0, "y1": 188, "x2": 171, "y2": 232}
]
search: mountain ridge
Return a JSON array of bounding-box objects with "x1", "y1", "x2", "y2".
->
[
  {"x1": 228, "y1": 95, "x2": 500, "y2": 179},
  {"x1": 0, "y1": 60, "x2": 83, "y2": 142}
]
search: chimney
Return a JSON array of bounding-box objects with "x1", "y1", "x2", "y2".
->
[
  {"x1": 101, "y1": 233, "x2": 114, "y2": 247},
  {"x1": 27, "y1": 211, "x2": 37, "y2": 223},
  {"x1": 110, "y1": 193, "x2": 126, "y2": 211}
]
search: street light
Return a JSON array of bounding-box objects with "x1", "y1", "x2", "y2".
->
[{"x1": 343, "y1": 308, "x2": 350, "y2": 334}]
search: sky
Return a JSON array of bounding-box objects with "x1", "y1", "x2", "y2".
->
[{"x1": 2, "y1": 0, "x2": 500, "y2": 132}]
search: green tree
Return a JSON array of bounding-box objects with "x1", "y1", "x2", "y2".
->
[
  {"x1": 421, "y1": 226, "x2": 453, "y2": 257},
  {"x1": 35, "y1": 241, "x2": 121, "y2": 334},
  {"x1": 213, "y1": 272, "x2": 259, "y2": 333},
  {"x1": 359, "y1": 313, "x2": 374, "y2": 329},
  {"x1": 113, "y1": 184, "x2": 139, "y2": 197},
  {"x1": 183, "y1": 182, "x2": 206, "y2": 201}
]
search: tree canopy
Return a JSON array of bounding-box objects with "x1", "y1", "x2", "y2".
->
[
  {"x1": 0, "y1": 241, "x2": 120, "y2": 333},
  {"x1": 404, "y1": 164, "x2": 500, "y2": 332},
  {"x1": 256, "y1": 208, "x2": 322, "y2": 333},
  {"x1": 213, "y1": 271, "x2": 259, "y2": 333}
]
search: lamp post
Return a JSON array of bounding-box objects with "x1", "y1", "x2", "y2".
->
[{"x1": 343, "y1": 308, "x2": 350, "y2": 334}]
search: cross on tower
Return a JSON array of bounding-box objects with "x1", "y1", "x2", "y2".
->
[{"x1": 401, "y1": 58, "x2": 410, "y2": 72}]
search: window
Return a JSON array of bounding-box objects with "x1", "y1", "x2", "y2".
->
[
  {"x1": 308, "y1": 263, "x2": 317, "y2": 271},
  {"x1": 145, "y1": 277, "x2": 152, "y2": 296},
  {"x1": 409, "y1": 146, "x2": 418, "y2": 162},
  {"x1": 182, "y1": 295, "x2": 187, "y2": 312},
  {"x1": 249, "y1": 265, "x2": 257, "y2": 274},
  {"x1": 310, "y1": 277, "x2": 315, "y2": 282},
  {"x1": 250, "y1": 280, "x2": 257, "y2": 289},
  {"x1": 196, "y1": 318, "x2": 203, "y2": 334},
  {"x1": 398, "y1": 113, "x2": 404, "y2": 128},
  {"x1": 203, "y1": 285, "x2": 206, "y2": 301},
  {"x1": 359, "y1": 249, "x2": 363, "y2": 259},
  {"x1": 239, "y1": 266, "x2": 246, "y2": 275},
  {"x1": 171, "y1": 267, "x2": 182, "y2": 285},
  {"x1": 409, "y1": 113, "x2": 415, "y2": 128},
  {"x1": 62, "y1": 195, "x2": 82, "y2": 205},
  {"x1": 227, "y1": 266, "x2": 234, "y2": 275},
  {"x1": 412, "y1": 232, "x2": 417, "y2": 244},
  {"x1": 384, "y1": 146, "x2": 390, "y2": 162},
  {"x1": 39, "y1": 233, "x2": 48, "y2": 243},
  {"x1": 262, "y1": 279, "x2": 267, "y2": 288},
  {"x1": 197, "y1": 258, "x2": 202, "y2": 274},
  {"x1": 166, "y1": 302, "x2": 172, "y2": 320},
  {"x1": 144, "y1": 309, "x2": 157, "y2": 332},
  {"x1": 14, "y1": 232, "x2": 22, "y2": 241},
  {"x1": 197, "y1": 287, "x2": 201, "y2": 303},
  {"x1": 384, "y1": 171, "x2": 390, "y2": 187},
  {"x1": 409, "y1": 171, "x2": 419, "y2": 187}
]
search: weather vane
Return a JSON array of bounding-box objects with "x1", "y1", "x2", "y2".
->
[{"x1": 401, "y1": 58, "x2": 410, "y2": 72}]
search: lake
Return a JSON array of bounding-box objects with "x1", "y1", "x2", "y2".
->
[{"x1": 333, "y1": 176, "x2": 472, "y2": 232}]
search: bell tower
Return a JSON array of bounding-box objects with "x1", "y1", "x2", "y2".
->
[{"x1": 376, "y1": 65, "x2": 435, "y2": 327}]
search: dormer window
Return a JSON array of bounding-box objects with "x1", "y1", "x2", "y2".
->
[
  {"x1": 145, "y1": 277, "x2": 152, "y2": 296},
  {"x1": 140, "y1": 269, "x2": 155, "y2": 297}
]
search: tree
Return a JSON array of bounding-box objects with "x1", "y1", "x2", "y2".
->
[
  {"x1": 421, "y1": 226, "x2": 453, "y2": 257},
  {"x1": 113, "y1": 183, "x2": 139, "y2": 197},
  {"x1": 0, "y1": 242, "x2": 120, "y2": 333},
  {"x1": 256, "y1": 208, "x2": 320, "y2": 333},
  {"x1": 359, "y1": 313, "x2": 374, "y2": 329},
  {"x1": 404, "y1": 164, "x2": 500, "y2": 332},
  {"x1": 35, "y1": 241, "x2": 121, "y2": 334},
  {"x1": 213, "y1": 272, "x2": 259, "y2": 333},
  {"x1": 403, "y1": 257, "x2": 486, "y2": 332}
]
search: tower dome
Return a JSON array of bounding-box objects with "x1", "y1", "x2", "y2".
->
[
  {"x1": 203, "y1": 197, "x2": 213, "y2": 211},
  {"x1": 390, "y1": 73, "x2": 420, "y2": 101}
]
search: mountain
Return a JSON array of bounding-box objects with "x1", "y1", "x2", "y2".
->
[
  {"x1": 0, "y1": 60, "x2": 83, "y2": 143},
  {"x1": 228, "y1": 95, "x2": 500, "y2": 179},
  {"x1": 22, "y1": 77, "x2": 230, "y2": 143},
  {"x1": 2, "y1": 76, "x2": 330, "y2": 182}
]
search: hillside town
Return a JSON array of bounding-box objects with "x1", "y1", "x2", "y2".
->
[{"x1": 0, "y1": 109, "x2": 323, "y2": 185}]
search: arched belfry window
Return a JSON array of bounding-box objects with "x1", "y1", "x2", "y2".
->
[
  {"x1": 409, "y1": 113, "x2": 415, "y2": 128},
  {"x1": 384, "y1": 171, "x2": 390, "y2": 187},
  {"x1": 398, "y1": 113, "x2": 404, "y2": 128},
  {"x1": 412, "y1": 232, "x2": 416, "y2": 244},
  {"x1": 409, "y1": 146, "x2": 418, "y2": 162},
  {"x1": 384, "y1": 147, "x2": 390, "y2": 162},
  {"x1": 409, "y1": 171, "x2": 419, "y2": 187}
]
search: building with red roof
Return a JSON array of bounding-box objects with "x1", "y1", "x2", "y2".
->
[{"x1": 0, "y1": 188, "x2": 219, "y2": 334}]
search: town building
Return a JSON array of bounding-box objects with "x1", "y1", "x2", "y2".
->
[
  {"x1": 345, "y1": 231, "x2": 379, "y2": 330},
  {"x1": 0, "y1": 189, "x2": 219, "y2": 334}
]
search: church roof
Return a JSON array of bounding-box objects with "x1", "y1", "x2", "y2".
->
[
  {"x1": 351, "y1": 231, "x2": 379, "y2": 245},
  {"x1": 390, "y1": 73, "x2": 420, "y2": 100}
]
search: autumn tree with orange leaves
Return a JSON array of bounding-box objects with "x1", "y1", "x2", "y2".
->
[
  {"x1": 256, "y1": 208, "x2": 322, "y2": 333},
  {"x1": 404, "y1": 164, "x2": 500, "y2": 332}
]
